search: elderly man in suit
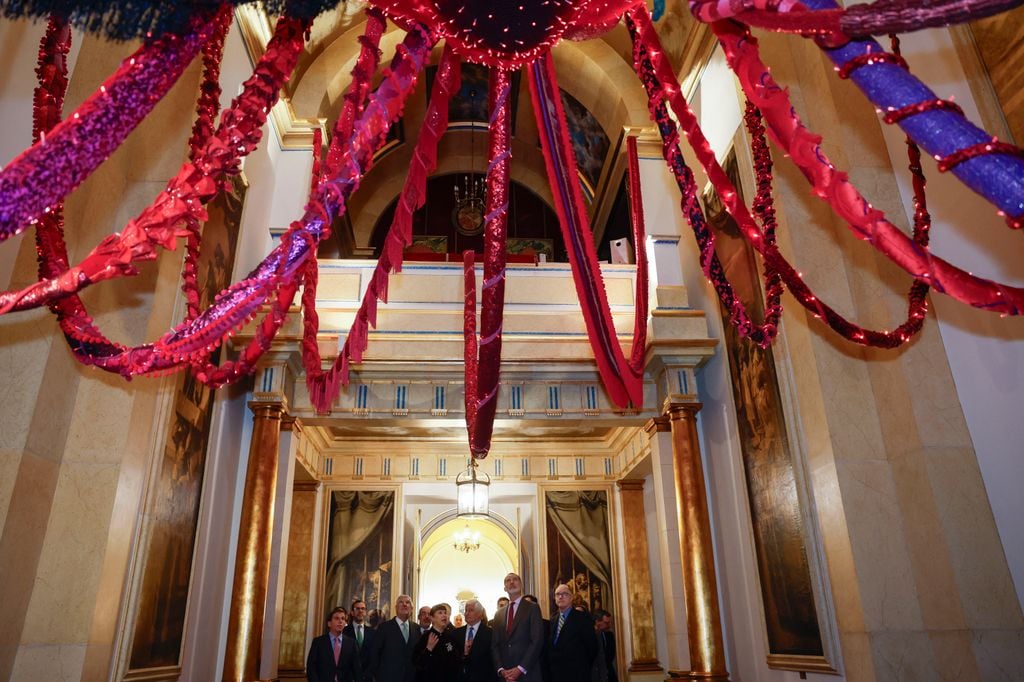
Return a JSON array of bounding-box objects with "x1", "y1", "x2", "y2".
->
[
  {"x1": 368, "y1": 594, "x2": 420, "y2": 681},
  {"x1": 452, "y1": 598, "x2": 493, "y2": 681},
  {"x1": 343, "y1": 599, "x2": 378, "y2": 672},
  {"x1": 306, "y1": 607, "x2": 362, "y2": 682},
  {"x1": 491, "y1": 572, "x2": 544, "y2": 680},
  {"x1": 546, "y1": 584, "x2": 597, "y2": 682}
]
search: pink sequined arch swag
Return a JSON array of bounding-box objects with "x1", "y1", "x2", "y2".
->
[{"x1": 1, "y1": 0, "x2": 1024, "y2": 459}]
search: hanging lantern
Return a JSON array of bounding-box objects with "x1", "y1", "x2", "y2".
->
[{"x1": 456, "y1": 459, "x2": 490, "y2": 517}]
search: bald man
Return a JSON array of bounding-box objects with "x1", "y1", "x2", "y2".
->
[{"x1": 546, "y1": 584, "x2": 596, "y2": 682}]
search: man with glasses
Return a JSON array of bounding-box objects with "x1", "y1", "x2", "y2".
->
[{"x1": 546, "y1": 584, "x2": 597, "y2": 682}]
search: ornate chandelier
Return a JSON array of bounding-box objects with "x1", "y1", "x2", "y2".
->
[
  {"x1": 452, "y1": 522, "x2": 482, "y2": 554},
  {"x1": 452, "y1": 125, "x2": 486, "y2": 236}
]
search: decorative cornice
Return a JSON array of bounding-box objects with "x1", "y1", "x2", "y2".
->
[{"x1": 235, "y1": 5, "x2": 327, "y2": 150}]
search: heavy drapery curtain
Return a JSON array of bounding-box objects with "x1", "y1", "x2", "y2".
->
[
  {"x1": 324, "y1": 491, "x2": 394, "y2": 613},
  {"x1": 545, "y1": 490, "x2": 612, "y2": 588}
]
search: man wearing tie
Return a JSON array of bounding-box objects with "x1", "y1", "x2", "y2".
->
[
  {"x1": 343, "y1": 599, "x2": 377, "y2": 672},
  {"x1": 491, "y1": 572, "x2": 544, "y2": 680},
  {"x1": 452, "y1": 599, "x2": 492, "y2": 681},
  {"x1": 546, "y1": 585, "x2": 596, "y2": 682},
  {"x1": 368, "y1": 594, "x2": 420, "y2": 682},
  {"x1": 306, "y1": 607, "x2": 362, "y2": 681}
]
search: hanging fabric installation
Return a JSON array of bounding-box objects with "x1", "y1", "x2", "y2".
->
[{"x1": 0, "y1": 0, "x2": 1023, "y2": 461}]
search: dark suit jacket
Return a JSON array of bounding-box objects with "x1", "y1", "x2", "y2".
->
[
  {"x1": 343, "y1": 622, "x2": 378, "y2": 671},
  {"x1": 599, "y1": 630, "x2": 617, "y2": 682},
  {"x1": 307, "y1": 632, "x2": 362, "y2": 682},
  {"x1": 491, "y1": 598, "x2": 544, "y2": 680},
  {"x1": 547, "y1": 610, "x2": 597, "y2": 682},
  {"x1": 451, "y1": 621, "x2": 494, "y2": 682},
  {"x1": 412, "y1": 627, "x2": 462, "y2": 682},
  {"x1": 368, "y1": 618, "x2": 420, "y2": 682}
]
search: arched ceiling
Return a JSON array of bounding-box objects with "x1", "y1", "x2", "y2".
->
[{"x1": 246, "y1": 1, "x2": 712, "y2": 249}]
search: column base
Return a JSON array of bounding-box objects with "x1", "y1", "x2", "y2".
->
[
  {"x1": 628, "y1": 659, "x2": 664, "y2": 672},
  {"x1": 666, "y1": 670, "x2": 730, "y2": 681}
]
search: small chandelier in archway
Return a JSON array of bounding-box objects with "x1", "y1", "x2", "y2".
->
[
  {"x1": 453, "y1": 523, "x2": 482, "y2": 553},
  {"x1": 456, "y1": 458, "x2": 490, "y2": 517}
]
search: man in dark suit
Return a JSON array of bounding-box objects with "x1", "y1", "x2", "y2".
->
[
  {"x1": 307, "y1": 607, "x2": 362, "y2": 682},
  {"x1": 491, "y1": 572, "x2": 544, "y2": 680},
  {"x1": 368, "y1": 594, "x2": 420, "y2": 682},
  {"x1": 451, "y1": 599, "x2": 493, "y2": 681},
  {"x1": 591, "y1": 610, "x2": 617, "y2": 682},
  {"x1": 343, "y1": 599, "x2": 378, "y2": 672},
  {"x1": 489, "y1": 598, "x2": 508, "y2": 629},
  {"x1": 546, "y1": 584, "x2": 596, "y2": 682}
]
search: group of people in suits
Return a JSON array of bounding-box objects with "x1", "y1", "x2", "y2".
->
[{"x1": 306, "y1": 572, "x2": 617, "y2": 681}]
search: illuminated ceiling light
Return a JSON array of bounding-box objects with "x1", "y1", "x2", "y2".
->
[
  {"x1": 453, "y1": 522, "x2": 482, "y2": 553},
  {"x1": 456, "y1": 458, "x2": 490, "y2": 517}
]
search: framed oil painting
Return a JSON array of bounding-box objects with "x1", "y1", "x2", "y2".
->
[
  {"x1": 543, "y1": 489, "x2": 614, "y2": 615},
  {"x1": 703, "y1": 151, "x2": 838, "y2": 674},
  {"x1": 322, "y1": 489, "x2": 397, "y2": 626},
  {"x1": 121, "y1": 175, "x2": 245, "y2": 680}
]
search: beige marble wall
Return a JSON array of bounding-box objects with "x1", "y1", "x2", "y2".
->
[
  {"x1": 0, "y1": 28, "x2": 204, "y2": 681},
  {"x1": 758, "y1": 30, "x2": 1024, "y2": 681}
]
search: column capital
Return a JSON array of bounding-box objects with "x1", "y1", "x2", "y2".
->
[
  {"x1": 281, "y1": 414, "x2": 302, "y2": 432},
  {"x1": 617, "y1": 478, "x2": 646, "y2": 492},
  {"x1": 665, "y1": 400, "x2": 703, "y2": 419},
  {"x1": 644, "y1": 416, "x2": 671, "y2": 435},
  {"x1": 248, "y1": 400, "x2": 286, "y2": 420}
]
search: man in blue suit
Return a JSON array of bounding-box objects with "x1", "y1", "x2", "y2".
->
[
  {"x1": 307, "y1": 607, "x2": 362, "y2": 681},
  {"x1": 368, "y1": 594, "x2": 420, "y2": 681},
  {"x1": 546, "y1": 585, "x2": 596, "y2": 682}
]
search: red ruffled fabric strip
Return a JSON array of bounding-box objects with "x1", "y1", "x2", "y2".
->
[
  {"x1": 304, "y1": 42, "x2": 457, "y2": 413},
  {"x1": 528, "y1": 53, "x2": 644, "y2": 408}
]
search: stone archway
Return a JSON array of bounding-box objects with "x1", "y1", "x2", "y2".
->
[{"x1": 419, "y1": 514, "x2": 518, "y2": 621}]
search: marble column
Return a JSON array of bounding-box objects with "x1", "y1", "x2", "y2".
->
[
  {"x1": 645, "y1": 417, "x2": 690, "y2": 673},
  {"x1": 616, "y1": 479, "x2": 663, "y2": 674},
  {"x1": 223, "y1": 400, "x2": 285, "y2": 682},
  {"x1": 667, "y1": 403, "x2": 729, "y2": 681}
]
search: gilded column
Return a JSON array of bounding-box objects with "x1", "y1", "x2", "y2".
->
[
  {"x1": 616, "y1": 479, "x2": 663, "y2": 673},
  {"x1": 277, "y1": 474, "x2": 320, "y2": 678},
  {"x1": 667, "y1": 402, "x2": 729, "y2": 681},
  {"x1": 223, "y1": 400, "x2": 285, "y2": 682}
]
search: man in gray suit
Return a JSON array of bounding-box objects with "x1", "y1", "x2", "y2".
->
[
  {"x1": 368, "y1": 594, "x2": 420, "y2": 681},
  {"x1": 491, "y1": 572, "x2": 544, "y2": 680}
]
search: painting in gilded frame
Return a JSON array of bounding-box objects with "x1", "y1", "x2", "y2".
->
[
  {"x1": 322, "y1": 490, "x2": 396, "y2": 627},
  {"x1": 543, "y1": 490, "x2": 614, "y2": 614},
  {"x1": 124, "y1": 175, "x2": 245, "y2": 677},
  {"x1": 702, "y1": 152, "x2": 837, "y2": 673}
]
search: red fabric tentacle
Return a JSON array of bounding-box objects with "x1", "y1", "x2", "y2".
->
[
  {"x1": 466, "y1": 66, "x2": 513, "y2": 458},
  {"x1": 528, "y1": 53, "x2": 644, "y2": 408},
  {"x1": 303, "y1": 42, "x2": 457, "y2": 412},
  {"x1": 625, "y1": 136, "x2": 650, "y2": 374}
]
